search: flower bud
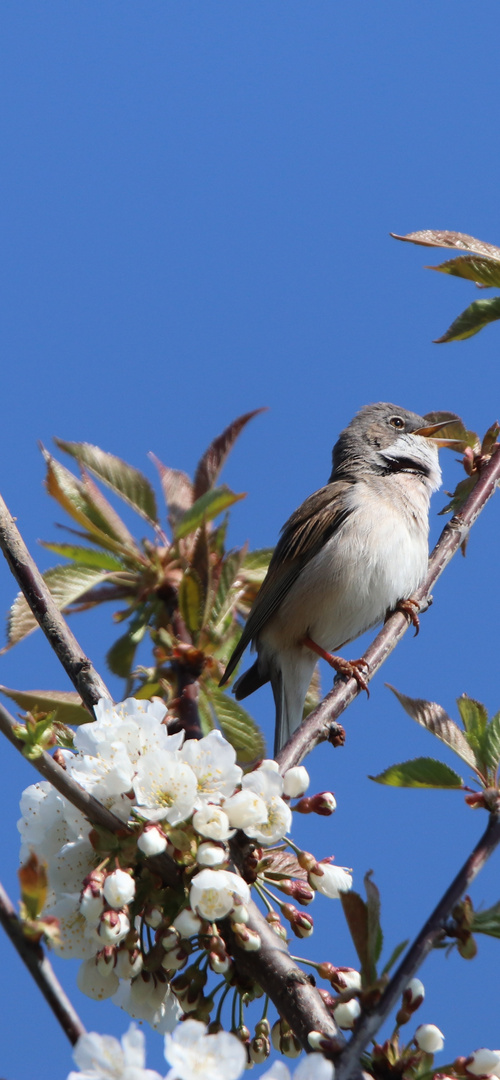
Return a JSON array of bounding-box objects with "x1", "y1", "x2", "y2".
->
[
  {"x1": 282, "y1": 903, "x2": 314, "y2": 938},
  {"x1": 309, "y1": 861, "x2": 353, "y2": 899},
  {"x1": 137, "y1": 824, "x2": 167, "y2": 856},
  {"x1": 414, "y1": 1024, "x2": 445, "y2": 1053},
  {"x1": 310, "y1": 791, "x2": 337, "y2": 816},
  {"x1": 144, "y1": 906, "x2": 163, "y2": 929},
  {"x1": 297, "y1": 849, "x2": 319, "y2": 873},
  {"x1": 103, "y1": 869, "x2": 136, "y2": 910},
  {"x1": 266, "y1": 911, "x2": 288, "y2": 940},
  {"x1": 465, "y1": 1048, "x2": 500, "y2": 1077},
  {"x1": 196, "y1": 842, "x2": 228, "y2": 868},
  {"x1": 283, "y1": 766, "x2": 310, "y2": 798},
  {"x1": 249, "y1": 1035, "x2": 270, "y2": 1064},
  {"x1": 115, "y1": 947, "x2": 143, "y2": 980},
  {"x1": 334, "y1": 998, "x2": 361, "y2": 1029},
  {"x1": 279, "y1": 879, "x2": 315, "y2": 905},
  {"x1": 173, "y1": 907, "x2": 202, "y2": 937},
  {"x1": 209, "y1": 951, "x2": 231, "y2": 974},
  {"x1": 99, "y1": 909, "x2": 130, "y2": 944},
  {"x1": 95, "y1": 946, "x2": 116, "y2": 978},
  {"x1": 161, "y1": 945, "x2": 189, "y2": 972},
  {"x1": 329, "y1": 967, "x2": 361, "y2": 992},
  {"x1": 232, "y1": 923, "x2": 261, "y2": 950}
]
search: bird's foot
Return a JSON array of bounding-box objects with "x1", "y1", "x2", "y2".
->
[
  {"x1": 301, "y1": 635, "x2": 370, "y2": 696},
  {"x1": 389, "y1": 597, "x2": 421, "y2": 636}
]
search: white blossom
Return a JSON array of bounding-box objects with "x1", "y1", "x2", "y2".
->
[
  {"x1": 192, "y1": 804, "x2": 233, "y2": 840},
  {"x1": 223, "y1": 788, "x2": 268, "y2": 830},
  {"x1": 77, "y1": 958, "x2": 120, "y2": 1001},
  {"x1": 68, "y1": 1022, "x2": 163, "y2": 1080},
  {"x1": 240, "y1": 765, "x2": 292, "y2": 844},
  {"x1": 414, "y1": 1024, "x2": 445, "y2": 1053},
  {"x1": 260, "y1": 1056, "x2": 334, "y2": 1080},
  {"x1": 113, "y1": 977, "x2": 182, "y2": 1034},
  {"x1": 133, "y1": 749, "x2": 197, "y2": 824},
  {"x1": 164, "y1": 1019, "x2": 247, "y2": 1080},
  {"x1": 103, "y1": 870, "x2": 136, "y2": 910},
  {"x1": 190, "y1": 868, "x2": 250, "y2": 920},
  {"x1": 283, "y1": 766, "x2": 310, "y2": 798},
  {"x1": 466, "y1": 1049, "x2": 500, "y2": 1077},
  {"x1": 181, "y1": 729, "x2": 243, "y2": 805},
  {"x1": 309, "y1": 863, "x2": 352, "y2": 899}
]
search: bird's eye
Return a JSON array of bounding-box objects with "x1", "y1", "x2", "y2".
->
[{"x1": 389, "y1": 416, "x2": 405, "y2": 429}]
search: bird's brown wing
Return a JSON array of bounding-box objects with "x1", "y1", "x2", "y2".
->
[{"x1": 220, "y1": 480, "x2": 353, "y2": 684}]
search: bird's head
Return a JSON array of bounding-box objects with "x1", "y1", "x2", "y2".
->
[{"x1": 330, "y1": 402, "x2": 461, "y2": 490}]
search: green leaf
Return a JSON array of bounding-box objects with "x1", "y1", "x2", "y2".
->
[
  {"x1": 438, "y1": 475, "x2": 478, "y2": 516},
  {"x1": 0, "y1": 686, "x2": 89, "y2": 726},
  {"x1": 434, "y1": 297, "x2": 500, "y2": 343},
  {"x1": 54, "y1": 439, "x2": 158, "y2": 524},
  {"x1": 6, "y1": 566, "x2": 112, "y2": 647},
  {"x1": 178, "y1": 570, "x2": 203, "y2": 637},
  {"x1": 106, "y1": 632, "x2": 139, "y2": 678},
  {"x1": 388, "y1": 685, "x2": 476, "y2": 768},
  {"x1": 428, "y1": 255, "x2": 500, "y2": 289},
  {"x1": 193, "y1": 409, "x2": 266, "y2": 499},
  {"x1": 44, "y1": 451, "x2": 138, "y2": 555},
  {"x1": 369, "y1": 757, "x2": 464, "y2": 789},
  {"x1": 241, "y1": 548, "x2": 273, "y2": 583},
  {"x1": 40, "y1": 542, "x2": 125, "y2": 571},
  {"x1": 149, "y1": 454, "x2": 193, "y2": 527},
  {"x1": 205, "y1": 685, "x2": 265, "y2": 764},
  {"x1": 471, "y1": 900, "x2": 500, "y2": 939},
  {"x1": 380, "y1": 938, "x2": 409, "y2": 977},
  {"x1": 198, "y1": 688, "x2": 216, "y2": 737},
  {"x1": 483, "y1": 711, "x2": 500, "y2": 772},
  {"x1": 208, "y1": 550, "x2": 245, "y2": 632},
  {"x1": 456, "y1": 694, "x2": 488, "y2": 763},
  {"x1": 174, "y1": 486, "x2": 246, "y2": 540}
]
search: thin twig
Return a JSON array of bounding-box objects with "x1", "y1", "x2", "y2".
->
[
  {"x1": 0, "y1": 880, "x2": 86, "y2": 1045},
  {"x1": 0, "y1": 493, "x2": 111, "y2": 710},
  {"x1": 335, "y1": 812, "x2": 500, "y2": 1080},
  {"x1": 277, "y1": 447, "x2": 500, "y2": 772}
]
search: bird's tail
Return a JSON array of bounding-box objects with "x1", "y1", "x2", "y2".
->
[{"x1": 270, "y1": 651, "x2": 317, "y2": 756}]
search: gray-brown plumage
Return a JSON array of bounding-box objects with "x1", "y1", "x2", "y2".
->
[{"x1": 220, "y1": 403, "x2": 454, "y2": 754}]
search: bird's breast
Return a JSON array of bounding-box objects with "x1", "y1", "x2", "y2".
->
[{"x1": 261, "y1": 477, "x2": 431, "y2": 653}]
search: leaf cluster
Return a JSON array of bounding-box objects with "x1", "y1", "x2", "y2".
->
[
  {"x1": 3, "y1": 411, "x2": 317, "y2": 764},
  {"x1": 392, "y1": 228, "x2": 500, "y2": 343}
]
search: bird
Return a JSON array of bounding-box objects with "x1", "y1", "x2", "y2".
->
[{"x1": 220, "y1": 402, "x2": 456, "y2": 755}]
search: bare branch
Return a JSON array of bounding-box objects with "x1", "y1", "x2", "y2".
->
[
  {"x1": 0, "y1": 493, "x2": 111, "y2": 710},
  {"x1": 0, "y1": 880, "x2": 86, "y2": 1045},
  {"x1": 277, "y1": 446, "x2": 500, "y2": 772},
  {"x1": 335, "y1": 812, "x2": 500, "y2": 1080}
]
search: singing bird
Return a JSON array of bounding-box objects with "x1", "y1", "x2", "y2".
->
[{"x1": 220, "y1": 402, "x2": 454, "y2": 755}]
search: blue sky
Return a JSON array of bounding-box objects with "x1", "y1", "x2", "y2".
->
[{"x1": 1, "y1": 5, "x2": 500, "y2": 1077}]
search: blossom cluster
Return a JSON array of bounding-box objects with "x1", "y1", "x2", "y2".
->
[
  {"x1": 67, "y1": 1019, "x2": 335, "y2": 1080},
  {"x1": 18, "y1": 697, "x2": 351, "y2": 1038}
]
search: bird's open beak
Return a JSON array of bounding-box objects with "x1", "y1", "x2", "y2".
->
[{"x1": 414, "y1": 414, "x2": 466, "y2": 450}]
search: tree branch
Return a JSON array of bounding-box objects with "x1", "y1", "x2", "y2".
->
[
  {"x1": 277, "y1": 446, "x2": 500, "y2": 772},
  {"x1": 0, "y1": 880, "x2": 86, "y2": 1045},
  {"x1": 0, "y1": 494, "x2": 111, "y2": 710},
  {"x1": 335, "y1": 812, "x2": 500, "y2": 1080}
]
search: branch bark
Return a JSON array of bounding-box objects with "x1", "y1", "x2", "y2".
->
[
  {"x1": 0, "y1": 880, "x2": 86, "y2": 1045},
  {"x1": 0, "y1": 494, "x2": 111, "y2": 710},
  {"x1": 277, "y1": 446, "x2": 500, "y2": 772},
  {"x1": 335, "y1": 812, "x2": 500, "y2": 1080}
]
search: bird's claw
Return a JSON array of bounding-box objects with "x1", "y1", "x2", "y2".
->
[
  {"x1": 392, "y1": 597, "x2": 421, "y2": 636},
  {"x1": 330, "y1": 656, "x2": 370, "y2": 696}
]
